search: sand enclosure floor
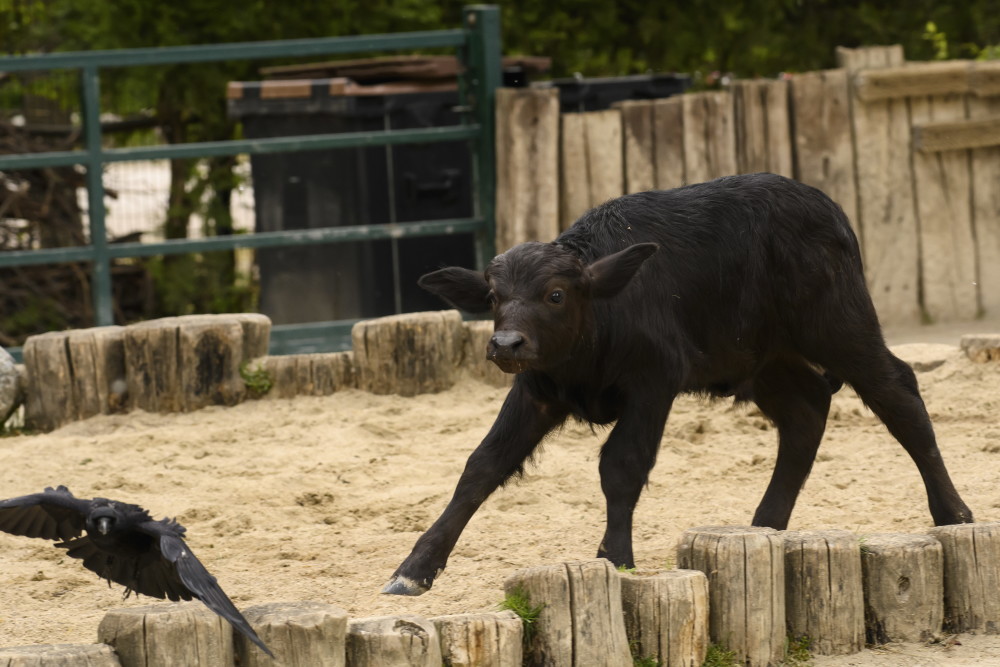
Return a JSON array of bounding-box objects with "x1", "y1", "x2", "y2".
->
[{"x1": 1, "y1": 340, "x2": 999, "y2": 665}]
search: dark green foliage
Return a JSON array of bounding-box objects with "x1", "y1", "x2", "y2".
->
[{"x1": 240, "y1": 361, "x2": 273, "y2": 398}]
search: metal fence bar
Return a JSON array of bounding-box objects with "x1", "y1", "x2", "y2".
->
[
  {"x1": 0, "y1": 126, "x2": 481, "y2": 170},
  {"x1": 0, "y1": 217, "x2": 484, "y2": 267},
  {"x1": 80, "y1": 65, "x2": 113, "y2": 325},
  {"x1": 0, "y1": 30, "x2": 467, "y2": 72},
  {"x1": 464, "y1": 5, "x2": 501, "y2": 269}
]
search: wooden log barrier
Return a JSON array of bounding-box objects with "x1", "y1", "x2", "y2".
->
[
  {"x1": 677, "y1": 526, "x2": 784, "y2": 667},
  {"x1": 23, "y1": 326, "x2": 126, "y2": 431},
  {"x1": 236, "y1": 601, "x2": 348, "y2": 667},
  {"x1": 98, "y1": 602, "x2": 234, "y2": 666},
  {"x1": 346, "y1": 616, "x2": 442, "y2": 666},
  {"x1": 0, "y1": 644, "x2": 121, "y2": 666},
  {"x1": 928, "y1": 523, "x2": 1000, "y2": 633},
  {"x1": 430, "y1": 610, "x2": 523, "y2": 667},
  {"x1": 860, "y1": 533, "x2": 944, "y2": 644},
  {"x1": 782, "y1": 530, "x2": 865, "y2": 655},
  {"x1": 504, "y1": 559, "x2": 632, "y2": 666},
  {"x1": 619, "y1": 569, "x2": 709, "y2": 667},
  {"x1": 960, "y1": 334, "x2": 1000, "y2": 363},
  {"x1": 351, "y1": 310, "x2": 464, "y2": 397}
]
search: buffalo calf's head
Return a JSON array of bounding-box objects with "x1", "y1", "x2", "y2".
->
[{"x1": 419, "y1": 242, "x2": 658, "y2": 373}]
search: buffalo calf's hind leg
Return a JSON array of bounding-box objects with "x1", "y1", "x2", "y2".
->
[{"x1": 750, "y1": 360, "x2": 832, "y2": 530}]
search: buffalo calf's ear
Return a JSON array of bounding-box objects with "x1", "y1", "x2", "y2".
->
[
  {"x1": 587, "y1": 242, "x2": 659, "y2": 299},
  {"x1": 418, "y1": 267, "x2": 492, "y2": 313}
]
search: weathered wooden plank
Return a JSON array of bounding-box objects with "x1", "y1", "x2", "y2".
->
[
  {"x1": 495, "y1": 88, "x2": 560, "y2": 251},
  {"x1": 237, "y1": 601, "x2": 347, "y2": 667},
  {"x1": 559, "y1": 110, "x2": 623, "y2": 228},
  {"x1": 928, "y1": 523, "x2": 1000, "y2": 634},
  {"x1": 0, "y1": 644, "x2": 121, "y2": 666},
  {"x1": 860, "y1": 533, "x2": 944, "y2": 644},
  {"x1": 352, "y1": 310, "x2": 464, "y2": 396},
  {"x1": 23, "y1": 332, "x2": 76, "y2": 431},
  {"x1": 841, "y1": 48, "x2": 924, "y2": 327},
  {"x1": 430, "y1": 611, "x2": 522, "y2": 667},
  {"x1": 653, "y1": 96, "x2": 685, "y2": 189},
  {"x1": 619, "y1": 100, "x2": 656, "y2": 193},
  {"x1": 854, "y1": 61, "x2": 972, "y2": 102},
  {"x1": 585, "y1": 109, "x2": 624, "y2": 204},
  {"x1": 99, "y1": 602, "x2": 234, "y2": 667},
  {"x1": 309, "y1": 351, "x2": 357, "y2": 394},
  {"x1": 783, "y1": 530, "x2": 865, "y2": 655},
  {"x1": 560, "y1": 112, "x2": 590, "y2": 230},
  {"x1": 971, "y1": 61, "x2": 1000, "y2": 96},
  {"x1": 176, "y1": 316, "x2": 247, "y2": 411},
  {"x1": 789, "y1": 69, "x2": 859, "y2": 235},
  {"x1": 347, "y1": 616, "x2": 442, "y2": 666},
  {"x1": 913, "y1": 116, "x2": 1000, "y2": 152},
  {"x1": 835, "y1": 45, "x2": 904, "y2": 72},
  {"x1": 505, "y1": 559, "x2": 632, "y2": 666},
  {"x1": 969, "y1": 95, "x2": 1000, "y2": 318},
  {"x1": 681, "y1": 92, "x2": 736, "y2": 183},
  {"x1": 911, "y1": 94, "x2": 978, "y2": 322},
  {"x1": 732, "y1": 80, "x2": 792, "y2": 177},
  {"x1": 620, "y1": 569, "x2": 709, "y2": 667},
  {"x1": 677, "y1": 526, "x2": 785, "y2": 667}
]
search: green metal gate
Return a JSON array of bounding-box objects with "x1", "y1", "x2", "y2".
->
[{"x1": 0, "y1": 5, "x2": 500, "y2": 361}]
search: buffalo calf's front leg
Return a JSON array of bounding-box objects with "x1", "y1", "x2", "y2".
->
[{"x1": 382, "y1": 382, "x2": 567, "y2": 595}]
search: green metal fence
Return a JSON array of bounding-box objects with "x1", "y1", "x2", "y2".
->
[{"x1": 0, "y1": 5, "x2": 501, "y2": 361}]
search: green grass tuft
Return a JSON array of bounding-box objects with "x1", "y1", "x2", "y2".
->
[
  {"x1": 498, "y1": 586, "x2": 545, "y2": 644},
  {"x1": 240, "y1": 361, "x2": 273, "y2": 398},
  {"x1": 784, "y1": 635, "x2": 813, "y2": 666},
  {"x1": 702, "y1": 644, "x2": 739, "y2": 667}
]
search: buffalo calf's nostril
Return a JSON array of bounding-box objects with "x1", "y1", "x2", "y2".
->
[{"x1": 491, "y1": 331, "x2": 524, "y2": 350}]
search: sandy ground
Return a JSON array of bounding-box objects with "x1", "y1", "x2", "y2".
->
[{"x1": 1, "y1": 323, "x2": 999, "y2": 665}]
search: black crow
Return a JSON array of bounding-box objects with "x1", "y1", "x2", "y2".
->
[{"x1": 0, "y1": 485, "x2": 272, "y2": 657}]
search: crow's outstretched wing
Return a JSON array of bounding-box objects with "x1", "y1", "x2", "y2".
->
[
  {"x1": 57, "y1": 533, "x2": 193, "y2": 602},
  {"x1": 0, "y1": 486, "x2": 89, "y2": 541},
  {"x1": 143, "y1": 521, "x2": 273, "y2": 657}
]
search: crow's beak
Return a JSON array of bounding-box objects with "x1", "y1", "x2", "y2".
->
[{"x1": 96, "y1": 517, "x2": 113, "y2": 535}]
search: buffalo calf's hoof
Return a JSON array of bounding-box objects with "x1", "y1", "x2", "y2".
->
[{"x1": 381, "y1": 575, "x2": 431, "y2": 596}]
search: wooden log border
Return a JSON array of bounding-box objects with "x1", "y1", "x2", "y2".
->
[{"x1": 8, "y1": 527, "x2": 1000, "y2": 663}]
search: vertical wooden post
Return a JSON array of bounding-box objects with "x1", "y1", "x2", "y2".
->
[
  {"x1": 911, "y1": 95, "x2": 978, "y2": 322},
  {"x1": 99, "y1": 602, "x2": 234, "y2": 667},
  {"x1": 495, "y1": 88, "x2": 560, "y2": 251},
  {"x1": 788, "y1": 69, "x2": 859, "y2": 240},
  {"x1": 346, "y1": 616, "x2": 442, "y2": 666},
  {"x1": 0, "y1": 644, "x2": 121, "y2": 666},
  {"x1": 928, "y1": 523, "x2": 1000, "y2": 634},
  {"x1": 619, "y1": 569, "x2": 709, "y2": 667},
  {"x1": 782, "y1": 530, "x2": 865, "y2": 655},
  {"x1": 838, "y1": 46, "x2": 922, "y2": 326},
  {"x1": 430, "y1": 611, "x2": 523, "y2": 667},
  {"x1": 504, "y1": 559, "x2": 632, "y2": 666},
  {"x1": 860, "y1": 533, "x2": 944, "y2": 644},
  {"x1": 237, "y1": 601, "x2": 347, "y2": 667},
  {"x1": 968, "y1": 93, "x2": 1000, "y2": 318},
  {"x1": 619, "y1": 100, "x2": 656, "y2": 193},
  {"x1": 559, "y1": 110, "x2": 624, "y2": 230},
  {"x1": 653, "y1": 97, "x2": 686, "y2": 189},
  {"x1": 681, "y1": 92, "x2": 736, "y2": 183},
  {"x1": 677, "y1": 526, "x2": 785, "y2": 667},
  {"x1": 732, "y1": 80, "x2": 793, "y2": 177}
]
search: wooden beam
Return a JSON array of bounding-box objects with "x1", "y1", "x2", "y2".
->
[
  {"x1": 854, "y1": 61, "x2": 971, "y2": 102},
  {"x1": 913, "y1": 116, "x2": 1000, "y2": 152},
  {"x1": 971, "y1": 60, "x2": 1000, "y2": 97}
]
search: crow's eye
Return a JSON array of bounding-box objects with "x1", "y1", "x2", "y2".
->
[{"x1": 549, "y1": 290, "x2": 564, "y2": 304}]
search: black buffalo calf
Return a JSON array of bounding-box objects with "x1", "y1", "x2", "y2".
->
[{"x1": 382, "y1": 172, "x2": 973, "y2": 596}]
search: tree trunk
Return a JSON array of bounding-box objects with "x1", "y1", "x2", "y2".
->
[
  {"x1": 98, "y1": 602, "x2": 234, "y2": 667},
  {"x1": 619, "y1": 568, "x2": 709, "y2": 667},
  {"x1": 237, "y1": 601, "x2": 347, "y2": 667}
]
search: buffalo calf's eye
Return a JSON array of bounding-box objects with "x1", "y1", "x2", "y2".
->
[{"x1": 549, "y1": 290, "x2": 563, "y2": 304}]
